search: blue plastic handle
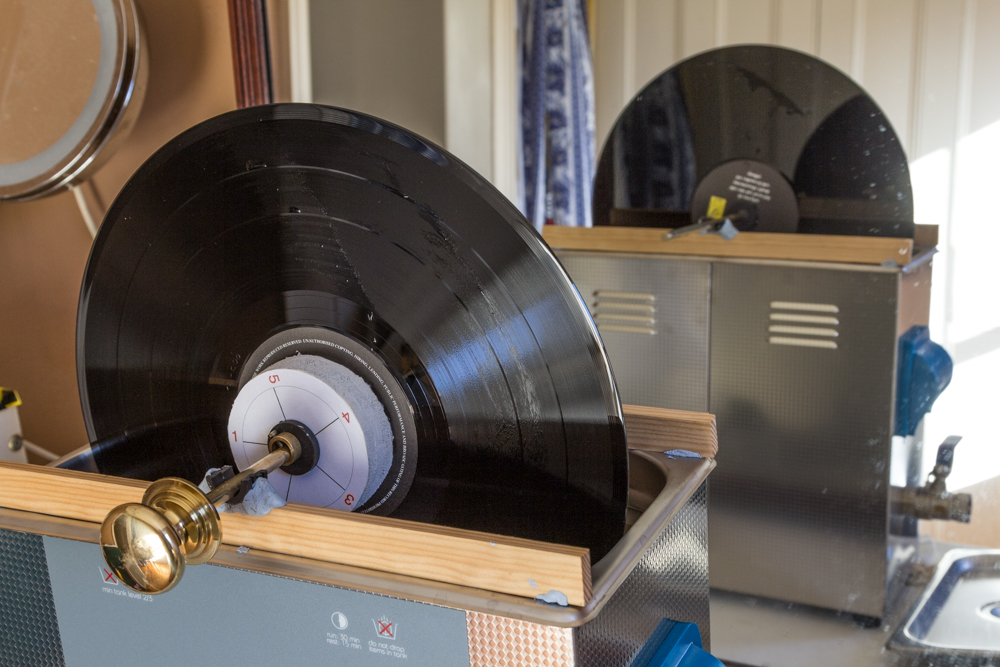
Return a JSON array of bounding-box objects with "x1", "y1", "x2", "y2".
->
[
  {"x1": 895, "y1": 325, "x2": 953, "y2": 437},
  {"x1": 630, "y1": 619, "x2": 724, "y2": 667}
]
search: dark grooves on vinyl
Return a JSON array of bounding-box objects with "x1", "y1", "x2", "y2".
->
[{"x1": 77, "y1": 104, "x2": 628, "y2": 559}]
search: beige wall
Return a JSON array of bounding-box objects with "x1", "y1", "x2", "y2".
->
[
  {"x1": 444, "y1": 0, "x2": 493, "y2": 179},
  {"x1": 442, "y1": 0, "x2": 519, "y2": 204},
  {"x1": 310, "y1": 0, "x2": 446, "y2": 146},
  {"x1": 0, "y1": 0, "x2": 237, "y2": 459}
]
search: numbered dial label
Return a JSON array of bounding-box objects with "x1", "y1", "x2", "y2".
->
[{"x1": 227, "y1": 369, "x2": 368, "y2": 510}]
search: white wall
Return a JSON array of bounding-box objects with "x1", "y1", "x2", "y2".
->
[
  {"x1": 444, "y1": 0, "x2": 493, "y2": 178},
  {"x1": 443, "y1": 0, "x2": 519, "y2": 204},
  {"x1": 308, "y1": 0, "x2": 519, "y2": 203},
  {"x1": 593, "y1": 0, "x2": 929, "y2": 152},
  {"x1": 591, "y1": 0, "x2": 1000, "y2": 489},
  {"x1": 310, "y1": 0, "x2": 446, "y2": 146}
]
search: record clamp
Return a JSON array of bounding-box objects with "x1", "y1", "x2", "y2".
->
[{"x1": 226, "y1": 327, "x2": 416, "y2": 515}]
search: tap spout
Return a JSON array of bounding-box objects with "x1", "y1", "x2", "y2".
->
[{"x1": 890, "y1": 436, "x2": 971, "y2": 523}]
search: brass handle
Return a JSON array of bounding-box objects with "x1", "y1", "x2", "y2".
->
[{"x1": 100, "y1": 432, "x2": 302, "y2": 594}]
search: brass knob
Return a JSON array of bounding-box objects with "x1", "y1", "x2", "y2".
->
[
  {"x1": 100, "y1": 477, "x2": 220, "y2": 594},
  {"x1": 100, "y1": 431, "x2": 301, "y2": 594}
]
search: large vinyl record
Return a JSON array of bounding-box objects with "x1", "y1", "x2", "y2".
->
[
  {"x1": 78, "y1": 104, "x2": 628, "y2": 559},
  {"x1": 594, "y1": 45, "x2": 914, "y2": 238}
]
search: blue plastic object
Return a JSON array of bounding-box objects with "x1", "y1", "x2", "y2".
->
[
  {"x1": 630, "y1": 619, "x2": 724, "y2": 667},
  {"x1": 895, "y1": 325, "x2": 953, "y2": 437}
]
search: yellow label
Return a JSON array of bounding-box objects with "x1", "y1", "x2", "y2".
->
[
  {"x1": 706, "y1": 196, "x2": 727, "y2": 219},
  {"x1": 0, "y1": 387, "x2": 21, "y2": 410}
]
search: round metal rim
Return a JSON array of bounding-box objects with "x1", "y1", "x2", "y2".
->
[{"x1": 0, "y1": 0, "x2": 146, "y2": 201}]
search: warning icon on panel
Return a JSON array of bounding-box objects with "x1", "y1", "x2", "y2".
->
[
  {"x1": 100, "y1": 567, "x2": 118, "y2": 585},
  {"x1": 373, "y1": 615, "x2": 397, "y2": 639}
]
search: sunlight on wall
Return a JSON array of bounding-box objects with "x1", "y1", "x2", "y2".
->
[
  {"x1": 910, "y1": 148, "x2": 950, "y2": 343},
  {"x1": 912, "y1": 120, "x2": 1000, "y2": 491},
  {"x1": 924, "y1": 349, "x2": 1000, "y2": 491},
  {"x1": 948, "y1": 118, "x2": 1000, "y2": 341}
]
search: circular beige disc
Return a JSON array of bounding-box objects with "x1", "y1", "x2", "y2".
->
[
  {"x1": 0, "y1": 0, "x2": 145, "y2": 200},
  {"x1": 0, "y1": 0, "x2": 101, "y2": 165}
]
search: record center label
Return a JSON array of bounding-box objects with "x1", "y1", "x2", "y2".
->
[
  {"x1": 227, "y1": 368, "x2": 369, "y2": 510},
  {"x1": 690, "y1": 159, "x2": 798, "y2": 233},
  {"x1": 728, "y1": 171, "x2": 772, "y2": 203}
]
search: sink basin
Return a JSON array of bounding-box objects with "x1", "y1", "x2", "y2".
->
[{"x1": 895, "y1": 549, "x2": 1000, "y2": 657}]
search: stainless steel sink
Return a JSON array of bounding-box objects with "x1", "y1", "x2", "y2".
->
[{"x1": 893, "y1": 549, "x2": 1000, "y2": 659}]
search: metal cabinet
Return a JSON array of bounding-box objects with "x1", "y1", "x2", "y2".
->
[{"x1": 557, "y1": 250, "x2": 925, "y2": 618}]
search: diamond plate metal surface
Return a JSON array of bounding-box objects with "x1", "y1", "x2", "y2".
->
[
  {"x1": 466, "y1": 611, "x2": 575, "y2": 667},
  {"x1": 575, "y1": 483, "x2": 710, "y2": 667},
  {"x1": 463, "y1": 486, "x2": 710, "y2": 667},
  {"x1": 0, "y1": 530, "x2": 65, "y2": 666}
]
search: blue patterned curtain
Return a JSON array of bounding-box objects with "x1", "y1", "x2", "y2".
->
[{"x1": 518, "y1": 0, "x2": 596, "y2": 231}]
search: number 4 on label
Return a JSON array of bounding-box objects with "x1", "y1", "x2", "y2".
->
[{"x1": 342, "y1": 412, "x2": 350, "y2": 423}]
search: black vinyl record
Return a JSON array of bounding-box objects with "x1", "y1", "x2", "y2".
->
[
  {"x1": 594, "y1": 45, "x2": 914, "y2": 238},
  {"x1": 78, "y1": 104, "x2": 628, "y2": 559}
]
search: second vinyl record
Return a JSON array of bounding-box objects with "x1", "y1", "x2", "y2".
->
[{"x1": 594, "y1": 45, "x2": 914, "y2": 238}]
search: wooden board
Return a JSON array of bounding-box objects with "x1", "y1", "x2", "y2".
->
[
  {"x1": 623, "y1": 405, "x2": 717, "y2": 458},
  {"x1": 543, "y1": 225, "x2": 915, "y2": 266},
  {"x1": 227, "y1": 0, "x2": 273, "y2": 107},
  {"x1": 0, "y1": 462, "x2": 591, "y2": 606},
  {"x1": 0, "y1": 405, "x2": 718, "y2": 606},
  {"x1": 914, "y1": 224, "x2": 939, "y2": 247}
]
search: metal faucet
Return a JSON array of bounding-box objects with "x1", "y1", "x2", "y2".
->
[{"x1": 891, "y1": 436, "x2": 972, "y2": 523}]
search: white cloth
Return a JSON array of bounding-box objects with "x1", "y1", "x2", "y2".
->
[
  {"x1": 199, "y1": 468, "x2": 287, "y2": 516},
  {"x1": 232, "y1": 476, "x2": 286, "y2": 516}
]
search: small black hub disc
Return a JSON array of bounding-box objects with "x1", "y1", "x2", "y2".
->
[{"x1": 269, "y1": 420, "x2": 320, "y2": 476}]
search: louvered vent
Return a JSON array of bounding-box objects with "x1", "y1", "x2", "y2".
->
[
  {"x1": 768, "y1": 301, "x2": 839, "y2": 349},
  {"x1": 590, "y1": 290, "x2": 656, "y2": 335}
]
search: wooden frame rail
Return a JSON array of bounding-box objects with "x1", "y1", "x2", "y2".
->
[
  {"x1": 544, "y1": 225, "x2": 915, "y2": 266},
  {"x1": 0, "y1": 405, "x2": 716, "y2": 608},
  {"x1": 623, "y1": 405, "x2": 717, "y2": 458},
  {"x1": 0, "y1": 463, "x2": 591, "y2": 605}
]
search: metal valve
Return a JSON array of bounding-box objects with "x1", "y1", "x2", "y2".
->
[
  {"x1": 100, "y1": 431, "x2": 303, "y2": 594},
  {"x1": 890, "y1": 435, "x2": 972, "y2": 523}
]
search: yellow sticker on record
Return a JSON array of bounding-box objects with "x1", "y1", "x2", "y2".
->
[{"x1": 706, "y1": 196, "x2": 727, "y2": 219}]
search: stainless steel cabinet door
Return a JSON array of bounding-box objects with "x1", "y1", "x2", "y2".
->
[
  {"x1": 708, "y1": 261, "x2": 898, "y2": 617},
  {"x1": 555, "y1": 252, "x2": 710, "y2": 413}
]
